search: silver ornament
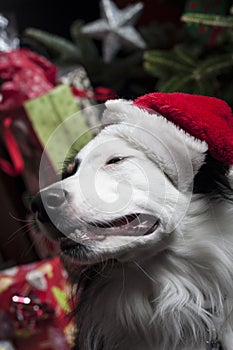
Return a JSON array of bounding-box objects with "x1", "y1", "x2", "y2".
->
[{"x1": 81, "y1": 0, "x2": 146, "y2": 62}]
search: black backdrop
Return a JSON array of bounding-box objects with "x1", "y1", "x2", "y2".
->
[
  {"x1": 0, "y1": 0, "x2": 185, "y2": 39},
  {"x1": 1, "y1": 0, "x2": 100, "y2": 38}
]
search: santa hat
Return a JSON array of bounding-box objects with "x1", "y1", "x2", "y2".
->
[
  {"x1": 102, "y1": 92, "x2": 233, "y2": 190},
  {"x1": 103, "y1": 92, "x2": 233, "y2": 163}
]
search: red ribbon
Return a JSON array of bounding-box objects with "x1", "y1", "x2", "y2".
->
[
  {"x1": 71, "y1": 86, "x2": 116, "y2": 101},
  {"x1": 0, "y1": 87, "x2": 115, "y2": 177},
  {"x1": 0, "y1": 117, "x2": 24, "y2": 176}
]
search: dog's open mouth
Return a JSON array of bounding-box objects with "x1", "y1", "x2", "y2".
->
[
  {"x1": 60, "y1": 214, "x2": 159, "y2": 254},
  {"x1": 90, "y1": 213, "x2": 159, "y2": 236}
]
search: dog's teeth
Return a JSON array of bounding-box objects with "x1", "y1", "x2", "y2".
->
[
  {"x1": 136, "y1": 221, "x2": 148, "y2": 228},
  {"x1": 58, "y1": 236, "x2": 67, "y2": 242},
  {"x1": 81, "y1": 233, "x2": 90, "y2": 241}
]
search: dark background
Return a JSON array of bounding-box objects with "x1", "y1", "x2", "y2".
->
[{"x1": 1, "y1": 0, "x2": 185, "y2": 39}]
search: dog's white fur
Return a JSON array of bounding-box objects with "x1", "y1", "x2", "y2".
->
[{"x1": 39, "y1": 103, "x2": 233, "y2": 350}]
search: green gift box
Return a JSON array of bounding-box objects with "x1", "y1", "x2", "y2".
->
[{"x1": 24, "y1": 84, "x2": 92, "y2": 173}]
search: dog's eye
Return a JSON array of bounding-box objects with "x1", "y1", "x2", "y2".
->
[
  {"x1": 62, "y1": 158, "x2": 80, "y2": 179},
  {"x1": 106, "y1": 156, "x2": 125, "y2": 165}
]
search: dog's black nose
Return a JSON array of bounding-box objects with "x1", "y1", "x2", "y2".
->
[
  {"x1": 31, "y1": 188, "x2": 67, "y2": 222},
  {"x1": 44, "y1": 188, "x2": 67, "y2": 209}
]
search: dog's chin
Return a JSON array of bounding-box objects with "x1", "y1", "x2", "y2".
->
[{"x1": 55, "y1": 213, "x2": 160, "y2": 264}]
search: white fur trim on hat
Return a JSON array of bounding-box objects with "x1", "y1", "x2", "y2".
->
[{"x1": 102, "y1": 99, "x2": 208, "y2": 191}]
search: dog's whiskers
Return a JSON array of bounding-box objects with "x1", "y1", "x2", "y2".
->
[
  {"x1": 9, "y1": 212, "x2": 34, "y2": 224},
  {"x1": 134, "y1": 261, "x2": 157, "y2": 284},
  {"x1": 119, "y1": 261, "x2": 126, "y2": 298},
  {"x1": 20, "y1": 233, "x2": 39, "y2": 258},
  {"x1": 4, "y1": 222, "x2": 34, "y2": 246}
]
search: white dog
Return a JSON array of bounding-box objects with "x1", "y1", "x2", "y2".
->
[{"x1": 32, "y1": 93, "x2": 233, "y2": 350}]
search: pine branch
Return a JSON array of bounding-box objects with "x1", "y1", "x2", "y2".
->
[
  {"x1": 173, "y1": 45, "x2": 196, "y2": 67},
  {"x1": 195, "y1": 53, "x2": 233, "y2": 78},
  {"x1": 24, "y1": 28, "x2": 82, "y2": 62},
  {"x1": 158, "y1": 75, "x2": 194, "y2": 92},
  {"x1": 70, "y1": 20, "x2": 100, "y2": 60},
  {"x1": 144, "y1": 50, "x2": 192, "y2": 78},
  {"x1": 181, "y1": 13, "x2": 233, "y2": 28}
]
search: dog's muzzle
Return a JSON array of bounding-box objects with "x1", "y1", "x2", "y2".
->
[
  {"x1": 31, "y1": 188, "x2": 89, "y2": 255},
  {"x1": 31, "y1": 188, "x2": 67, "y2": 223}
]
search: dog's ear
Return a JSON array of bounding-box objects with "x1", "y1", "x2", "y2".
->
[{"x1": 103, "y1": 100, "x2": 208, "y2": 192}]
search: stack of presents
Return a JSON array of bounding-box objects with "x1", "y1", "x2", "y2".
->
[{"x1": 0, "y1": 23, "x2": 115, "y2": 349}]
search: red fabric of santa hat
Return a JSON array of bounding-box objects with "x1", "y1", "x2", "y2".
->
[{"x1": 133, "y1": 92, "x2": 233, "y2": 165}]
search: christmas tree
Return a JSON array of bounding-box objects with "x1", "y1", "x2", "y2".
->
[
  {"x1": 144, "y1": 1, "x2": 233, "y2": 106},
  {"x1": 22, "y1": 0, "x2": 233, "y2": 105}
]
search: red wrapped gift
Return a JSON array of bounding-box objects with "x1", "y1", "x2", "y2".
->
[
  {"x1": 0, "y1": 257, "x2": 75, "y2": 349},
  {"x1": 0, "y1": 48, "x2": 57, "y2": 112},
  {"x1": 0, "y1": 48, "x2": 58, "y2": 184}
]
